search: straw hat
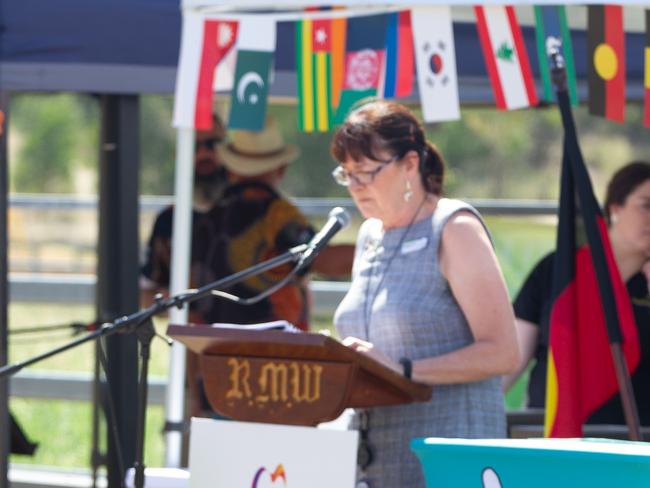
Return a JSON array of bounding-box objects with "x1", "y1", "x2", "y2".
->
[{"x1": 219, "y1": 116, "x2": 300, "y2": 176}]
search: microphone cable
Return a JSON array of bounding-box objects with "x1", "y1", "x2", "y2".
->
[{"x1": 210, "y1": 261, "x2": 302, "y2": 306}]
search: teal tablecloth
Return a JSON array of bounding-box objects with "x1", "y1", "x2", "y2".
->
[{"x1": 411, "y1": 437, "x2": 650, "y2": 487}]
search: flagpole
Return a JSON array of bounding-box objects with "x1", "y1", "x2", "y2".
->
[{"x1": 547, "y1": 39, "x2": 642, "y2": 442}]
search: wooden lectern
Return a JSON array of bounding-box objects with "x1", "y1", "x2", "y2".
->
[{"x1": 168, "y1": 324, "x2": 432, "y2": 426}]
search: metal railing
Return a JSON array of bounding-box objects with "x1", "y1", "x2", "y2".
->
[
  {"x1": 10, "y1": 193, "x2": 558, "y2": 216},
  {"x1": 7, "y1": 195, "x2": 557, "y2": 402}
]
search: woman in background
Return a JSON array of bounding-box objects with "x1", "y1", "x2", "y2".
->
[
  {"x1": 505, "y1": 161, "x2": 650, "y2": 424},
  {"x1": 332, "y1": 100, "x2": 518, "y2": 487}
]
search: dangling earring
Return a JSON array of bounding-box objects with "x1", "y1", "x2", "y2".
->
[
  {"x1": 403, "y1": 179, "x2": 413, "y2": 202},
  {"x1": 611, "y1": 213, "x2": 619, "y2": 224}
]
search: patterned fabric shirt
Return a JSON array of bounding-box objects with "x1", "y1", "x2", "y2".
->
[
  {"x1": 141, "y1": 205, "x2": 205, "y2": 289},
  {"x1": 192, "y1": 181, "x2": 315, "y2": 330},
  {"x1": 334, "y1": 198, "x2": 506, "y2": 488}
]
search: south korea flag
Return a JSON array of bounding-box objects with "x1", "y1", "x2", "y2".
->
[{"x1": 412, "y1": 6, "x2": 460, "y2": 122}]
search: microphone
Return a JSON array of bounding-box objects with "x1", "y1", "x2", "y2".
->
[{"x1": 297, "y1": 207, "x2": 351, "y2": 270}]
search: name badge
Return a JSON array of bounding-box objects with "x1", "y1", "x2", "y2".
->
[{"x1": 401, "y1": 237, "x2": 428, "y2": 255}]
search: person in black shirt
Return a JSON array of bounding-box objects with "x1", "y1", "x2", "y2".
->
[
  {"x1": 140, "y1": 114, "x2": 228, "y2": 305},
  {"x1": 504, "y1": 161, "x2": 650, "y2": 424}
]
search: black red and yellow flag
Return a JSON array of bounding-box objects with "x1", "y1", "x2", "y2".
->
[
  {"x1": 544, "y1": 89, "x2": 640, "y2": 437},
  {"x1": 587, "y1": 5, "x2": 626, "y2": 123}
]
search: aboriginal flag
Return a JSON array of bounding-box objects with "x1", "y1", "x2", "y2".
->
[
  {"x1": 587, "y1": 5, "x2": 626, "y2": 122},
  {"x1": 544, "y1": 88, "x2": 640, "y2": 438}
]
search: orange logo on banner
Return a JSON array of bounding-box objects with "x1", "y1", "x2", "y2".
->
[{"x1": 252, "y1": 464, "x2": 287, "y2": 487}]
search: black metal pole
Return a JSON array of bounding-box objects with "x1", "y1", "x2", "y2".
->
[
  {"x1": 98, "y1": 94, "x2": 140, "y2": 488},
  {"x1": 0, "y1": 90, "x2": 11, "y2": 488},
  {"x1": 133, "y1": 320, "x2": 155, "y2": 488},
  {"x1": 91, "y1": 341, "x2": 103, "y2": 488},
  {"x1": 548, "y1": 39, "x2": 642, "y2": 441}
]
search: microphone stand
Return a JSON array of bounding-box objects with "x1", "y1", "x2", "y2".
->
[{"x1": 0, "y1": 243, "x2": 308, "y2": 488}]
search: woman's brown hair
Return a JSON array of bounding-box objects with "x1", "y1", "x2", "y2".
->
[{"x1": 330, "y1": 100, "x2": 445, "y2": 195}]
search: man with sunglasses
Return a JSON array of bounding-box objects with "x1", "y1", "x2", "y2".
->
[{"x1": 140, "y1": 115, "x2": 228, "y2": 305}]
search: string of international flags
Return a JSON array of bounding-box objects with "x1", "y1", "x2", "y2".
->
[{"x1": 173, "y1": 5, "x2": 650, "y2": 132}]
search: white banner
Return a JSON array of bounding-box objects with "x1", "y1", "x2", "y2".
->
[
  {"x1": 189, "y1": 418, "x2": 358, "y2": 487},
  {"x1": 173, "y1": 11, "x2": 204, "y2": 128}
]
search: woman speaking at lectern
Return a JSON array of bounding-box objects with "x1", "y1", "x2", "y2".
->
[{"x1": 331, "y1": 100, "x2": 518, "y2": 487}]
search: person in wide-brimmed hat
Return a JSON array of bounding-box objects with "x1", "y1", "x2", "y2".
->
[
  {"x1": 219, "y1": 115, "x2": 300, "y2": 177},
  {"x1": 187, "y1": 115, "x2": 354, "y2": 417}
]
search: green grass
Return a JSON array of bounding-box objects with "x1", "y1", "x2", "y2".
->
[
  {"x1": 8, "y1": 215, "x2": 556, "y2": 467},
  {"x1": 11, "y1": 399, "x2": 166, "y2": 468},
  {"x1": 8, "y1": 306, "x2": 176, "y2": 469}
]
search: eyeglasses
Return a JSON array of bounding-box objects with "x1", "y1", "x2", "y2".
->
[
  {"x1": 331, "y1": 155, "x2": 399, "y2": 187},
  {"x1": 195, "y1": 137, "x2": 221, "y2": 151}
]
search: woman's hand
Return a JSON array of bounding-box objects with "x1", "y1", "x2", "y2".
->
[{"x1": 342, "y1": 336, "x2": 402, "y2": 375}]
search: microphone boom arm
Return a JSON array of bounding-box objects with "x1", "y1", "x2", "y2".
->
[{"x1": 0, "y1": 243, "x2": 309, "y2": 378}]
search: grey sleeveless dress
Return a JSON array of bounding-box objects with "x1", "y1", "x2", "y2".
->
[{"x1": 334, "y1": 198, "x2": 506, "y2": 488}]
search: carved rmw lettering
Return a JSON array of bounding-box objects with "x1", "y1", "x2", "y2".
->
[
  {"x1": 225, "y1": 358, "x2": 252, "y2": 400},
  {"x1": 290, "y1": 363, "x2": 323, "y2": 403},
  {"x1": 257, "y1": 363, "x2": 289, "y2": 403}
]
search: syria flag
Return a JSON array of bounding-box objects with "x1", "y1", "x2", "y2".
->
[
  {"x1": 411, "y1": 6, "x2": 460, "y2": 122},
  {"x1": 587, "y1": 5, "x2": 626, "y2": 123},
  {"x1": 475, "y1": 6, "x2": 538, "y2": 110},
  {"x1": 334, "y1": 14, "x2": 389, "y2": 124},
  {"x1": 544, "y1": 89, "x2": 640, "y2": 438},
  {"x1": 173, "y1": 12, "x2": 238, "y2": 129}
]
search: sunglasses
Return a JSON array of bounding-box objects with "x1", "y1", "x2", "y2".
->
[
  {"x1": 331, "y1": 155, "x2": 400, "y2": 187},
  {"x1": 195, "y1": 137, "x2": 221, "y2": 151}
]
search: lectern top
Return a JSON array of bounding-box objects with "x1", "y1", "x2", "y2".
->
[{"x1": 167, "y1": 325, "x2": 431, "y2": 425}]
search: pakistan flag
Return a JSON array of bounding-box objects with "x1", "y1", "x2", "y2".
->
[
  {"x1": 228, "y1": 18, "x2": 276, "y2": 131},
  {"x1": 228, "y1": 50, "x2": 273, "y2": 131}
]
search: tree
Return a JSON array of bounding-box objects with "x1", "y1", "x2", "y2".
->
[{"x1": 12, "y1": 94, "x2": 85, "y2": 193}]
